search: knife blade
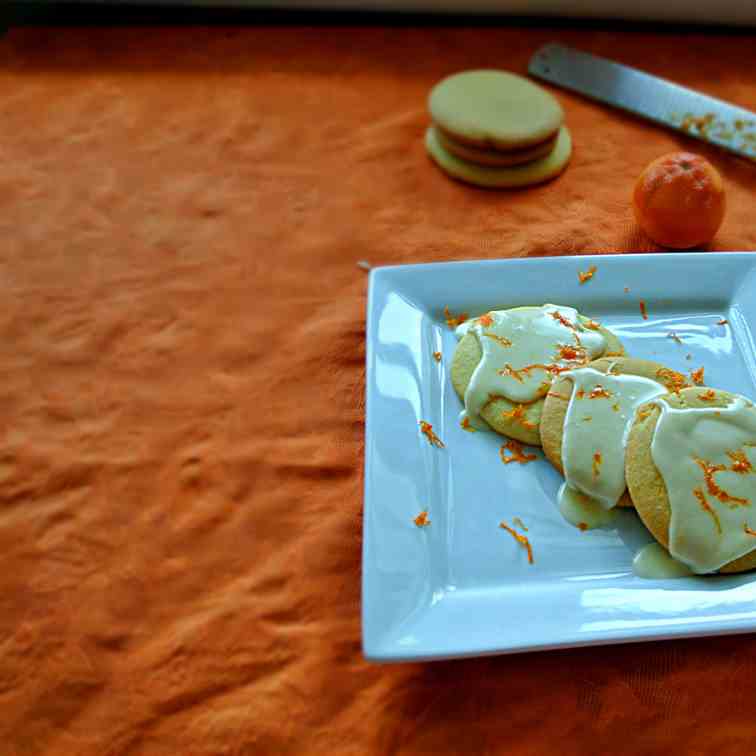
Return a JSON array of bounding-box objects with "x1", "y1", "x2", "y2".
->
[{"x1": 528, "y1": 43, "x2": 756, "y2": 161}]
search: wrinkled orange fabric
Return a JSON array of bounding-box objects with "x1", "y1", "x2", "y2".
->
[{"x1": 1, "y1": 22, "x2": 756, "y2": 756}]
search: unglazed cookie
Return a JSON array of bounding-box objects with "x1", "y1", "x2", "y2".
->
[
  {"x1": 541, "y1": 357, "x2": 689, "y2": 509},
  {"x1": 626, "y1": 387, "x2": 756, "y2": 574},
  {"x1": 451, "y1": 305, "x2": 624, "y2": 445},
  {"x1": 435, "y1": 127, "x2": 558, "y2": 167},
  {"x1": 429, "y1": 70, "x2": 563, "y2": 150},
  {"x1": 425, "y1": 125, "x2": 572, "y2": 190}
]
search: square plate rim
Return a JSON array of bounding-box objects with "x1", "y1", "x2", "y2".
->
[{"x1": 362, "y1": 251, "x2": 756, "y2": 663}]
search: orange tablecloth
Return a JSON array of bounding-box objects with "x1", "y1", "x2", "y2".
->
[{"x1": 2, "y1": 22, "x2": 756, "y2": 755}]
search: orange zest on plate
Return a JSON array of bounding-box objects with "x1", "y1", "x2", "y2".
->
[
  {"x1": 432, "y1": 351, "x2": 442, "y2": 362},
  {"x1": 691, "y1": 366, "x2": 705, "y2": 385},
  {"x1": 444, "y1": 305, "x2": 468, "y2": 329},
  {"x1": 414, "y1": 510, "x2": 431, "y2": 527},
  {"x1": 499, "y1": 439, "x2": 537, "y2": 465},
  {"x1": 512, "y1": 516, "x2": 528, "y2": 532},
  {"x1": 744, "y1": 524, "x2": 756, "y2": 537},
  {"x1": 699, "y1": 389, "x2": 716, "y2": 401},
  {"x1": 583, "y1": 319, "x2": 601, "y2": 330},
  {"x1": 500, "y1": 520, "x2": 534, "y2": 564},
  {"x1": 717, "y1": 318, "x2": 729, "y2": 326},
  {"x1": 419, "y1": 421, "x2": 445, "y2": 448},
  {"x1": 578, "y1": 265, "x2": 597, "y2": 284},
  {"x1": 639, "y1": 300, "x2": 648, "y2": 320}
]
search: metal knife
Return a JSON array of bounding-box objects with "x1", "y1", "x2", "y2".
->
[{"x1": 528, "y1": 43, "x2": 756, "y2": 161}]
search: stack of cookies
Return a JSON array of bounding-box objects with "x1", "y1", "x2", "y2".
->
[
  {"x1": 451, "y1": 304, "x2": 756, "y2": 576},
  {"x1": 426, "y1": 70, "x2": 571, "y2": 189}
]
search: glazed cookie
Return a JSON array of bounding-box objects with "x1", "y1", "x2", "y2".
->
[
  {"x1": 626, "y1": 387, "x2": 756, "y2": 574},
  {"x1": 429, "y1": 70, "x2": 564, "y2": 150},
  {"x1": 451, "y1": 305, "x2": 624, "y2": 445},
  {"x1": 435, "y1": 127, "x2": 558, "y2": 167},
  {"x1": 425, "y1": 125, "x2": 571, "y2": 190},
  {"x1": 541, "y1": 358, "x2": 689, "y2": 509}
]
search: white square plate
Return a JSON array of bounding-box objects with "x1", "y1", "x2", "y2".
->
[{"x1": 362, "y1": 253, "x2": 756, "y2": 662}]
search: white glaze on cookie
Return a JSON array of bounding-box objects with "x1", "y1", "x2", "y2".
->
[
  {"x1": 633, "y1": 542, "x2": 693, "y2": 579},
  {"x1": 561, "y1": 367, "x2": 666, "y2": 509},
  {"x1": 650, "y1": 394, "x2": 756, "y2": 573},
  {"x1": 456, "y1": 305, "x2": 606, "y2": 430},
  {"x1": 557, "y1": 482, "x2": 616, "y2": 530}
]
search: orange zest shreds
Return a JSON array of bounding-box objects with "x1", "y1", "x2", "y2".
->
[
  {"x1": 500, "y1": 520, "x2": 534, "y2": 564},
  {"x1": 691, "y1": 367, "x2": 705, "y2": 385},
  {"x1": 414, "y1": 510, "x2": 431, "y2": 527},
  {"x1": 484, "y1": 332, "x2": 512, "y2": 348},
  {"x1": 699, "y1": 389, "x2": 716, "y2": 401},
  {"x1": 547, "y1": 391, "x2": 569, "y2": 400},
  {"x1": 694, "y1": 488, "x2": 722, "y2": 533},
  {"x1": 432, "y1": 351, "x2": 442, "y2": 362},
  {"x1": 728, "y1": 450, "x2": 752, "y2": 474},
  {"x1": 583, "y1": 319, "x2": 601, "y2": 330},
  {"x1": 578, "y1": 522, "x2": 589, "y2": 531},
  {"x1": 589, "y1": 385, "x2": 612, "y2": 400},
  {"x1": 717, "y1": 318, "x2": 729, "y2": 326},
  {"x1": 477, "y1": 313, "x2": 494, "y2": 327},
  {"x1": 556, "y1": 343, "x2": 588, "y2": 363},
  {"x1": 444, "y1": 306, "x2": 468, "y2": 329},
  {"x1": 592, "y1": 451, "x2": 602, "y2": 479},
  {"x1": 744, "y1": 524, "x2": 756, "y2": 537},
  {"x1": 500, "y1": 439, "x2": 537, "y2": 465},
  {"x1": 460, "y1": 416, "x2": 476, "y2": 433},
  {"x1": 637, "y1": 408, "x2": 652, "y2": 421},
  {"x1": 419, "y1": 421, "x2": 445, "y2": 448},
  {"x1": 578, "y1": 265, "x2": 597, "y2": 284},
  {"x1": 501, "y1": 361, "x2": 578, "y2": 382},
  {"x1": 639, "y1": 300, "x2": 648, "y2": 320},
  {"x1": 550, "y1": 310, "x2": 577, "y2": 330},
  {"x1": 501, "y1": 404, "x2": 536, "y2": 430},
  {"x1": 668, "y1": 332, "x2": 683, "y2": 344},
  {"x1": 513, "y1": 516, "x2": 528, "y2": 532},
  {"x1": 499, "y1": 363, "x2": 525, "y2": 383},
  {"x1": 655, "y1": 367, "x2": 687, "y2": 394},
  {"x1": 694, "y1": 458, "x2": 749, "y2": 507},
  {"x1": 575, "y1": 389, "x2": 586, "y2": 399}
]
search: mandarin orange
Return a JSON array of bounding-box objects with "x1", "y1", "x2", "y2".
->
[{"x1": 632, "y1": 152, "x2": 726, "y2": 249}]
